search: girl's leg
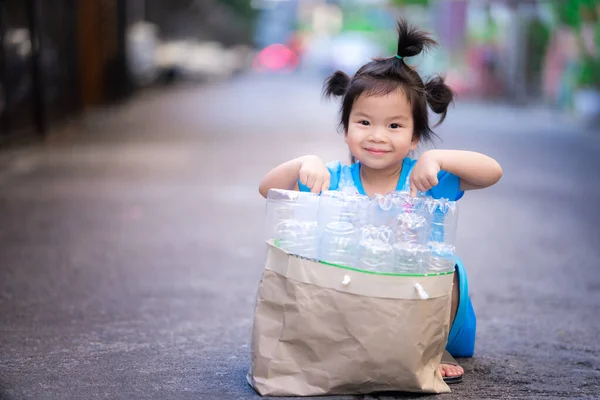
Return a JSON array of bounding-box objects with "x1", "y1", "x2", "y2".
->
[
  {"x1": 446, "y1": 257, "x2": 477, "y2": 358},
  {"x1": 440, "y1": 258, "x2": 477, "y2": 381}
]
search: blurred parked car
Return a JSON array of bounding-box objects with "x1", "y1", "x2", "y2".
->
[
  {"x1": 155, "y1": 40, "x2": 253, "y2": 82},
  {"x1": 127, "y1": 20, "x2": 254, "y2": 85}
]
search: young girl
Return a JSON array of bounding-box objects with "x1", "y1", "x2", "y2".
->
[{"x1": 258, "y1": 19, "x2": 502, "y2": 383}]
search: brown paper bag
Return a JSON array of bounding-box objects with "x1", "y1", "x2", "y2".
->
[{"x1": 247, "y1": 241, "x2": 453, "y2": 396}]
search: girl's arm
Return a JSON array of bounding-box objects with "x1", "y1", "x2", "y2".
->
[
  {"x1": 259, "y1": 155, "x2": 330, "y2": 198},
  {"x1": 410, "y1": 149, "x2": 502, "y2": 196},
  {"x1": 431, "y1": 149, "x2": 503, "y2": 190}
]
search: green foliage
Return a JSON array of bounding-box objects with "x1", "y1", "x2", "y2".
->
[
  {"x1": 216, "y1": 0, "x2": 257, "y2": 21},
  {"x1": 555, "y1": 0, "x2": 599, "y2": 28},
  {"x1": 555, "y1": 1, "x2": 581, "y2": 28},
  {"x1": 389, "y1": 0, "x2": 429, "y2": 7},
  {"x1": 526, "y1": 17, "x2": 551, "y2": 75},
  {"x1": 576, "y1": 56, "x2": 600, "y2": 88},
  {"x1": 555, "y1": 0, "x2": 600, "y2": 88}
]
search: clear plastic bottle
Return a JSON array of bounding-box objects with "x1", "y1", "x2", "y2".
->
[
  {"x1": 393, "y1": 243, "x2": 430, "y2": 273},
  {"x1": 423, "y1": 198, "x2": 458, "y2": 247},
  {"x1": 427, "y1": 241, "x2": 456, "y2": 273},
  {"x1": 318, "y1": 191, "x2": 369, "y2": 266},
  {"x1": 319, "y1": 221, "x2": 357, "y2": 266},
  {"x1": 274, "y1": 220, "x2": 319, "y2": 259},
  {"x1": 319, "y1": 191, "x2": 370, "y2": 227},
  {"x1": 368, "y1": 193, "x2": 397, "y2": 228},
  {"x1": 266, "y1": 189, "x2": 319, "y2": 259},
  {"x1": 357, "y1": 225, "x2": 394, "y2": 273},
  {"x1": 394, "y1": 212, "x2": 428, "y2": 245}
]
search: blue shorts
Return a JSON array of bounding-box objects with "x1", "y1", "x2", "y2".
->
[{"x1": 446, "y1": 257, "x2": 476, "y2": 358}]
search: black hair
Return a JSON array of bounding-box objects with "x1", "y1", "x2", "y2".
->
[{"x1": 323, "y1": 18, "x2": 454, "y2": 143}]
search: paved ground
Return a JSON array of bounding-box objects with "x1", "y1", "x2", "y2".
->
[{"x1": 1, "y1": 73, "x2": 600, "y2": 400}]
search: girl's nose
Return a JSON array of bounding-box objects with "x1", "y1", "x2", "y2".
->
[{"x1": 369, "y1": 130, "x2": 388, "y2": 143}]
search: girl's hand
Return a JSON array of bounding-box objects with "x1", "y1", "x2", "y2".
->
[
  {"x1": 299, "y1": 155, "x2": 330, "y2": 194},
  {"x1": 410, "y1": 151, "x2": 441, "y2": 197}
]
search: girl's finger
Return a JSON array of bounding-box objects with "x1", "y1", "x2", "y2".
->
[
  {"x1": 299, "y1": 169, "x2": 309, "y2": 186},
  {"x1": 415, "y1": 179, "x2": 427, "y2": 193},
  {"x1": 310, "y1": 178, "x2": 322, "y2": 194},
  {"x1": 409, "y1": 179, "x2": 418, "y2": 198},
  {"x1": 427, "y1": 174, "x2": 439, "y2": 188},
  {"x1": 321, "y1": 179, "x2": 330, "y2": 194},
  {"x1": 306, "y1": 174, "x2": 316, "y2": 189}
]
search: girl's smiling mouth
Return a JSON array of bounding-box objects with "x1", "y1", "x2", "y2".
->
[{"x1": 365, "y1": 148, "x2": 391, "y2": 156}]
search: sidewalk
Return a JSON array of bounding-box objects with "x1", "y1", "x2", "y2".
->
[{"x1": 0, "y1": 75, "x2": 599, "y2": 399}]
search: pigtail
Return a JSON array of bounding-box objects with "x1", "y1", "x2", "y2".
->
[
  {"x1": 424, "y1": 75, "x2": 454, "y2": 127},
  {"x1": 395, "y1": 18, "x2": 437, "y2": 60},
  {"x1": 323, "y1": 70, "x2": 350, "y2": 98}
]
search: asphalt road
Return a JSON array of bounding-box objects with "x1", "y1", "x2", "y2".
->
[{"x1": 1, "y1": 73, "x2": 599, "y2": 400}]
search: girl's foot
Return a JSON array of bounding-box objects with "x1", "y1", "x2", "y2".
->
[
  {"x1": 440, "y1": 350, "x2": 464, "y2": 384},
  {"x1": 440, "y1": 363, "x2": 464, "y2": 378}
]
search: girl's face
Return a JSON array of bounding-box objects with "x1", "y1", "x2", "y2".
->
[{"x1": 345, "y1": 89, "x2": 417, "y2": 170}]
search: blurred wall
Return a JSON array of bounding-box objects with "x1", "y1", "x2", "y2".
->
[
  {"x1": 76, "y1": 0, "x2": 132, "y2": 107},
  {"x1": 0, "y1": 0, "x2": 44, "y2": 138},
  {"x1": 0, "y1": 0, "x2": 135, "y2": 143}
]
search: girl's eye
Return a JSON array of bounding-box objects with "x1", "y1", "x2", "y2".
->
[
  {"x1": 390, "y1": 123, "x2": 402, "y2": 129},
  {"x1": 359, "y1": 120, "x2": 370, "y2": 126}
]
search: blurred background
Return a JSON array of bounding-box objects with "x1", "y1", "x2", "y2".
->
[
  {"x1": 0, "y1": 0, "x2": 599, "y2": 140},
  {"x1": 1, "y1": 1, "x2": 600, "y2": 399}
]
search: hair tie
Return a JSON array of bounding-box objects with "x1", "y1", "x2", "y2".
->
[{"x1": 395, "y1": 55, "x2": 403, "y2": 60}]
